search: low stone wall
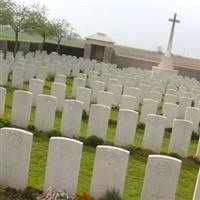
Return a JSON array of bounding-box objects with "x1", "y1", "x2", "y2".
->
[
  {"x1": 112, "y1": 53, "x2": 200, "y2": 80},
  {"x1": 115, "y1": 48, "x2": 200, "y2": 69},
  {"x1": 112, "y1": 53, "x2": 158, "y2": 70}
]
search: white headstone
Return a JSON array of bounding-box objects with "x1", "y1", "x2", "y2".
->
[
  {"x1": 24, "y1": 65, "x2": 36, "y2": 82},
  {"x1": 35, "y1": 95, "x2": 57, "y2": 132},
  {"x1": 147, "y1": 91, "x2": 162, "y2": 104},
  {"x1": 185, "y1": 107, "x2": 200, "y2": 132},
  {"x1": 78, "y1": 73, "x2": 87, "y2": 80},
  {"x1": 124, "y1": 87, "x2": 142, "y2": 109},
  {"x1": 29, "y1": 78, "x2": 44, "y2": 106},
  {"x1": 162, "y1": 103, "x2": 178, "y2": 128},
  {"x1": 0, "y1": 65, "x2": 9, "y2": 86},
  {"x1": 87, "y1": 104, "x2": 111, "y2": 140},
  {"x1": 72, "y1": 77, "x2": 86, "y2": 97},
  {"x1": 51, "y1": 82, "x2": 66, "y2": 111},
  {"x1": 108, "y1": 84, "x2": 123, "y2": 106},
  {"x1": 61, "y1": 100, "x2": 83, "y2": 138},
  {"x1": 140, "y1": 99, "x2": 159, "y2": 124},
  {"x1": 123, "y1": 81, "x2": 136, "y2": 95},
  {"x1": 91, "y1": 81, "x2": 106, "y2": 103},
  {"x1": 177, "y1": 97, "x2": 192, "y2": 119},
  {"x1": 139, "y1": 83, "x2": 151, "y2": 100},
  {"x1": 36, "y1": 67, "x2": 48, "y2": 81},
  {"x1": 76, "y1": 87, "x2": 91, "y2": 113},
  {"x1": 0, "y1": 128, "x2": 33, "y2": 190},
  {"x1": 164, "y1": 93, "x2": 177, "y2": 104},
  {"x1": 169, "y1": 119, "x2": 193, "y2": 157},
  {"x1": 54, "y1": 73, "x2": 66, "y2": 84},
  {"x1": 141, "y1": 155, "x2": 182, "y2": 200},
  {"x1": 142, "y1": 114, "x2": 166, "y2": 153},
  {"x1": 120, "y1": 95, "x2": 137, "y2": 111},
  {"x1": 44, "y1": 137, "x2": 83, "y2": 195},
  {"x1": 97, "y1": 91, "x2": 113, "y2": 108},
  {"x1": 100, "y1": 73, "x2": 110, "y2": 88},
  {"x1": 114, "y1": 109, "x2": 138, "y2": 146},
  {"x1": 0, "y1": 87, "x2": 6, "y2": 117},
  {"x1": 12, "y1": 67, "x2": 24, "y2": 89},
  {"x1": 11, "y1": 90, "x2": 33, "y2": 128},
  {"x1": 107, "y1": 78, "x2": 119, "y2": 91},
  {"x1": 90, "y1": 146, "x2": 129, "y2": 198}
]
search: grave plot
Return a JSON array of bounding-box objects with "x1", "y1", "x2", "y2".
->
[{"x1": 0, "y1": 51, "x2": 200, "y2": 200}]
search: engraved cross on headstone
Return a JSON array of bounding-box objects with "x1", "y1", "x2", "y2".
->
[{"x1": 165, "y1": 13, "x2": 180, "y2": 57}]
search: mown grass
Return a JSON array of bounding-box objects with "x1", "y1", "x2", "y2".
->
[{"x1": 1, "y1": 76, "x2": 200, "y2": 199}]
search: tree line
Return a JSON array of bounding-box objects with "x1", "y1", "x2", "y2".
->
[{"x1": 0, "y1": 0, "x2": 81, "y2": 56}]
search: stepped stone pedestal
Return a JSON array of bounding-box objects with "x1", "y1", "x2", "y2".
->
[{"x1": 152, "y1": 56, "x2": 178, "y2": 80}]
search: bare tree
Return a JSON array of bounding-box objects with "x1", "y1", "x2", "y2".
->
[
  {"x1": 26, "y1": 4, "x2": 55, "y2": 51},
  {"x1": 51, "y1": 19, "x2": 71, "y2": 53},
  {"x1": 1, "y1": 0, "x2": 35, "y2": 56}
]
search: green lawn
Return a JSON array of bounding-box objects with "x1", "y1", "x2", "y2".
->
[{"x1": 0, "y1": 76, "x2": 200, "y2": 200}]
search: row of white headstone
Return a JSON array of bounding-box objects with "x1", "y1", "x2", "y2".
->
[
  {"x1": 1, "y1": 59, "x2": 200, "y2": 113},
  {"x1": 1, "y1": 86, "x2": 200, "y2": 159},
  {"x1": 1, "y1": 67, "x2": 200, "y2": 125},
  {"x1": 1, "y1": 51, "x2": 200, "y2": 132},
  {"x1": 1, "y1": 50, "x2": 200, "y2": 92},
  {"x1": 1, "y1": 127, "x2": 200, "y2": 199},
  {"x1": 0, "y1": 51, "x2": 117, "y2": 85}
]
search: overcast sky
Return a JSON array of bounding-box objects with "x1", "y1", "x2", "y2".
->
[{"x1": 16, "y1": 0, "x2": 200, "y2": 59}]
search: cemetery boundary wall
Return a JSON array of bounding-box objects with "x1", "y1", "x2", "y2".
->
[
  {"x1": 112, "y1": 53, "x2": 200, "y2": 81},
  {"x1": 0, "y1": 39, "x2": 200, "y2": 80},
  {"x1": 0, "y1": 40, "x2": 84, "y2": 57}
]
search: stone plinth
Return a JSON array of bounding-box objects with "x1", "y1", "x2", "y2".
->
[
  {"x1": 152, "y1": 66, "x2": 178, "y2": 80},
  {"x1": 158, "y1": 55, "x2": 174, "y2": 69}
]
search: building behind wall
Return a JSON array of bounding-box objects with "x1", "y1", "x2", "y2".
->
[{"x1": 84, "y1": 33, "x2": 115, "y2": 63}]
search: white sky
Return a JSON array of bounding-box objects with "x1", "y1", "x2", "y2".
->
[{"x1": 16, "y1": 0, "x2": 200, "y2": 59}]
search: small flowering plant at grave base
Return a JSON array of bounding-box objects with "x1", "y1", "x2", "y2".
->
[
  {"x1": 76, "y1": 192, "x2": 95, "y2": 200},
  {"x1": 37, "y1": 187, "x2": 95, "y2": 200}
]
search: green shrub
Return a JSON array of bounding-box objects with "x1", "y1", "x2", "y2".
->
[
  {"x1": 0, "y1": 117, "x2": 10, "y2": 128},
  {"x1": 124, "y1": 146, "x2": 153, "y2": 157},
  {"x1": 84, "y1": 135, "x2": 104, "y2": 147},
  {"x1": 109, "y1": 119, "x2": 117, "y2": 126},
  {"x1": 100, "y1": 189, "x2": 121, "y2": 200},
  {"x1": 165, "y1": 128, "x2": 172, "y2": 133},
  {"x1": 137, "y1": 122, "x2": 145, "y2": 130},
  {"x1": 46, "y1": 73, "x2": 55, "y2": 82},
  {"x1": 8, "y1": 72, "x2": 12, "y2": 82},
  {"x1": 164, "y1": 129, "x2": 172, "y2": 138},
  {"x1": 191, "y1": 101, "x2": 195, "y2": 107},
  {"x1": 5, "y1": 187, "x2": 41, "y2": 200},
  {"x1": 191, "y1": 131, "x2": 199, "y2": 140},
  {"x1": 47, "y1": 130, "x2": 61, "y2": 138},
  {"x1": 168, "y1": 152, "x2": 181, "y2": 159},
  {"x1": 27, "y1": 125, "x2": 35, "y2": 132},
  {"x1": 82, "y1": 109, "x2": 89, "y2": 121}
]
